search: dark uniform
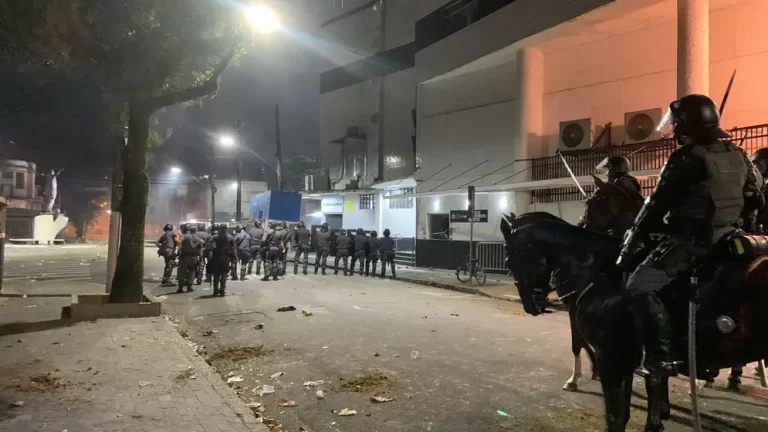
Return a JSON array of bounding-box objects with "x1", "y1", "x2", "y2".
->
[
  {"x1": 617, "y1": 94, "x2": 763, "y2": 375},
  {"x1": 191, "y1": 224, "x2": 210, "y2": 285},
  {"x1": 293, "y1": 221, "x2": 312, "y2": 275},
  {"x1": 156, "y1": 224, "x2": 177, "y2": 286},
  {"x1": 333, "y1": 229, "x2": 350, "y2": 275},
  {"x1": 204, "y1": 227, "x2": 218, "y2": 282},
  {"x1": 750, "y1": 148, "x2": 768, "y2": 232},
  {"x1": 365, "y1": 231, "x2": 380, "y2": 277},
  {"x1": 596, "y1": 155, "x2": 643, "y2": 195},
  {"x1": 379, "y1": 229, "x2": 396, "y2": 278},
  {"x1": 261, "y1": 222, "x2": 283, "y2": 281},
  {"x1": 314, "y1": 223, "x2": 332, "y2": 275},
  {"x1": 178, "y1": 225, "x2": 203, "y2": 293},
  {"x1": 279, "y1": 222, "x2": 292, "y2": 276},
  {"x1": 211, "y1": 224, "x2": 237, "y2": 296},
  {"x1": 234, "y1": 225, "x2": 252, "y2": 281},
  {"x1": 351, "y1": 229, "x2": 368, "y2": 276},
  {"x1": 247, "y1": 221, "x2": 264, "y2": 275}
]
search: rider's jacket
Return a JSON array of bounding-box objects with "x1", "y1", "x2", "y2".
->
[{"x1": 609, "y1": 173, "x2": 642, "y2": 195}]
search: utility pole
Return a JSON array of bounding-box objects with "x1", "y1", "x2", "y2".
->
[
  {"x1": 235, "y1": 119, "x2": 243, "y2": 221},
  {"x1": 106, "y1": 135, "x2": 124, "y2": 293},
  {"x1": 275, "y1": 104, "x2": 283, "y2": 191},
  {"x1": 209, "y1": 158, "x2": 216, "y2": 224}
]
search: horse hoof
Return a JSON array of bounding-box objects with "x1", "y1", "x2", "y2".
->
[
  {"x1": 562, "y1": 382, "x2": 578, "y2": 392},
  {"x1": 726, "y1": 380, "x2": 741, "y2": 391},
  {"x1": 591, "y1": 373, "x2": 600, "y2": 381}
]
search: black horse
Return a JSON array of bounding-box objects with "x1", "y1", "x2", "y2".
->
[{"x1": 500, "y1": 215, "x2": 768, "y2": 432}]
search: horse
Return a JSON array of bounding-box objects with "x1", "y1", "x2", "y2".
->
[{"x1": 500, "y1": 215, "x2": 768, "y2": 432}]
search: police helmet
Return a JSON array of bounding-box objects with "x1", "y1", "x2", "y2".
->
[
  {"x1": 383, "y1": 228, "x2": 391, "y2": 237},
  {"x1": 269, "y1": 221, "x2": 277, "y2": 229},
  {"x1": 297, "y1": 221, "x2": 305, "y2": 228},
  {"x1": 189, "y1": 225, "x2": 197, "y2": 234},
  {"x1": 339, "y1": 229, "x2": 346, "y2": 235},
  {"x1": 370, "y1": 230, "x2": 377, "y2": 237},
  {"x1": 321, "y1": 222, "x2": 329, "y2": 231},
  {"x1": 164, "y1": 223, "x2": 174, "y2": 232},
  {"x1": 218, "y1": 223, "x2": 228, "y2": 232},
  {"x1": 280, "y1": 221, "x2": 288, "y2": 229},
  {"x1": 357, "y1": 228, "x2": 364, "y2": 235},
  {"x1": 235, "y1": 224, "x2": 243, "y2": 232},
  {"x1": 668, "y1": 94, "x2": 730, "y2": 140},
  {"x1": 752, "y1": 148, "x2": 768, "y2": 177},
  {"x1": 254, "y1": 220, "x2": 262, "y2": 228},
  {"x1": 180, "y1": 224, "x2": 189, "y2": 233}
]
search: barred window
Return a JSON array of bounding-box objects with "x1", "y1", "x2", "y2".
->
[
  {"x1": 388, "y1": 188, "x2": 414, "y2": 209},
  {"x1": 359, "y1": 193, "x2": 375, "y2": 210}
]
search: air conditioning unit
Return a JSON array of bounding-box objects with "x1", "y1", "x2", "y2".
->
[
  {"x1": 624, "y1": 108, "x2": 662, "y2": 144},
  {"x1": 559, "y1": 118, "x2": 593, "y2": 151}
]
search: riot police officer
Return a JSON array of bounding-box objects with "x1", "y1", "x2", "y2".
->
[
  {"x1": 234, "y1": 225, "x2": 252, "y2": 281},
  {"x1": 156, "y1": 223, "x2": 177, "y2": 286},
  {"x1": 190, "y1": 224, "x2": 209, "y2": 285},
  {"x1": 204, "y1": 226, "x2": 218, "y2": 282},
  {"x1": 247, "y1": 220, "x2": 264, "y2": 275},
  {"x1": 333, "y1": 229, "x2": 350, "y2": 276},
  {"x1": 261, "y1": 221, "x2": 284, "y2": 281},
  {"x1": 177, "y1": 224, "x2": 203, "y2": 293},
  {"x1": 750, "y1": 148, "x2": 768, "y2": 232},
  {"x1": 293, "y1": 221, "x2": 312, "y2": 275},
  {"x1": 277, "y1": 221, "x2": 292, "y2": 276},
  {"x1": 379, "y1": 228, "x2": 396, "y2": 278},
  {"x1": 365, "y1": 230, "x2": 380, "y2": 277},
  {"x1": 351, "y1": 228, "x2": 368, "y2": 276},
  {"x1": 617, "y1": 94, "x2": 763, "y2": 376},
  {"x1": 596, "y1": 155, "x2": 642, "y2": 195},
  {"x1": 314, "y1": 223, "x2": 332, "y2": 275},
  {"x1": 211, "y1": 223, "x2": 237, "y2": 297}
]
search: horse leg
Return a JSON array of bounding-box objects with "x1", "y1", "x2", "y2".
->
[
  {"x1": 564, "y1": 310, "x2": 584, "y2": 391},
  {"x1": 727, "y1": 365, "x2": 743, "y2": 391},
  {"x1": 586, "y1": 343, "x2": 600, "y2": 381},
  {"x1": 660, "y1": 375, "x2": 671, "y2": 421},
  {"x1": 599, "y1": 366, "x2": 632, "y2": 432},
  {"x1": 643, "y1": 371, "x2": 665, "y2": 432}
]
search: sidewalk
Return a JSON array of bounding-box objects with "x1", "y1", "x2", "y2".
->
[{"x1": 0, "y1": 295, "x2": 265, "y2": 432}]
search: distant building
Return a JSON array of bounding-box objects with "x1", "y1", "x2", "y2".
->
[{"x1": 0, "y1": 159, "x2": 44, "y2": 210}]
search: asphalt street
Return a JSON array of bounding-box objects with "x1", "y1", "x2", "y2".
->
[{"x1": 4, "y1": 245, "x2": 768, "y2": 431}]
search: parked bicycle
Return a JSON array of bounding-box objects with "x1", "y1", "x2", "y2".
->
[{"x1": 456, "y1": 257, "x2": 486, "y2": 285}]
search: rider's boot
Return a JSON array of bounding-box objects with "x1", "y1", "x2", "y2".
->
[{"x1": 633, "y1": 293, "x2": 677, "y2": 377}]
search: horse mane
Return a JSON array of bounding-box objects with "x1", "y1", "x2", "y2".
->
[{"x1": 514, "y1": 219, "x2": 621, "y2": 253}]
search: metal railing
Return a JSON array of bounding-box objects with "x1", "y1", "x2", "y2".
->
[
  {"x1": 530, "y1": 123, "x2": 768, "y2": 203},
  {"x1": 394, "y1": 236, "x2": 416, "y2": 266},
  {"x1": 475, "y1": 241, "x2": 507, "y2": 272}
]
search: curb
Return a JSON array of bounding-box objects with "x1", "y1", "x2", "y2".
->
[
  {"x1": 671, "y1": 374, "x2": 768, "y2": 400},
  {"x1": 394, "y1": 275, "x2": 480, "y2": 296}
]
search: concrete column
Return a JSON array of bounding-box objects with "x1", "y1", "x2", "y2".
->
[
  {"x1": 677, "y1": 0, "x2": 709, "y2": 97},
  {"x1": 514, "y1": 47, "x2": 544, "y2": 214}
]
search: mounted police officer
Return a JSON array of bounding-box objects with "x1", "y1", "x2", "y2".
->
[
  {"x1": 314, "y1": 223, "x2": 331, "y2": 275},
  {"x1": 596, "y1": 155, "x2": 642, "y2": 195},
  {"x1": 379, "y1": 228, "x2": 396, "y2": 278},
  {"x1": 247, "y1": 220, "x2": 264, "y2": 276},
  {"x1": 293, "y1": 221, "x2": 312, "y2": 275},
  {"x1": 234, "y1": 224, "x2": 252, "y2": 281},
  {"x1": 750, "y1": 148, "x2": 768, "y2": 232},
  {"x1": 617, "y1": 94, "x2": 764, "y2": 376},
  {"x1": 211, "y1": 223, "x2": 237, "y2": 297},
  {"x1": 190, "y1": 223, "x2": 209, "y2": 285},
  {"x1": 333, "y1": 229, "x2": 350, "y2": 275},
  {"x1": 351, "y1": 228, "x2": 368, "y2": 276},
  {"x1": 156, "y1": 223, "x2": 177, "y2": 286},
  {"x1": 277, "y1": 221, "x2": 291, "y2": 276},
  {"x1": 177, "y1": 224, "x2": 203, "y2": 293},
  {"x1": 365, "y1": 230, "x2": 380, "y2": 277},
  {"x1": 261, "y1": 221, "x2": 283, "y2": 281}
]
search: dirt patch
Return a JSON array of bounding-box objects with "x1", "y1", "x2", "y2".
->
[
  {"x1": 25, "y1": 373, "x2": 66, "y2": 392},
  {"x1": 338, "y1": 369, "x2": 395, "y2": 393},
  {"x1": 208, "y1": 345, "x2": 271, "y2": 364},
  {"x1": 175, "y1": 368, "x2": 196, "y2": 381}
]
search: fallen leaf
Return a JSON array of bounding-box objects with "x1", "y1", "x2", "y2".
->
[
  {"x1": 138, "y1": 381, "x2": 154, "y2": 387},
  {"x1": 370, "y1": 396, "x2": 395, "y2": 403},
  {"x1": 277, "y1": 398, "x2": 296, "y2": 407},
  {"x1": 338, "y1": 408, "x2": 357, "y2": 416},
  {"x1": 276, "y1": 306, "x2": 296, "y2": 312}
]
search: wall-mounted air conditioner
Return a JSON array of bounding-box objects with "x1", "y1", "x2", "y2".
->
[
  {"x1": 559, "y1": 118, "x2": 593, "y2": 151},
  {"x1": 624, "y1": 108, "x2": 662, "y2": 144}
]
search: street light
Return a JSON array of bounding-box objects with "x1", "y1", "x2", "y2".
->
[
  {"x1": 170, "y1": 166, "x2": 182, "y2": 174},
  {"x1": 246, "y1": 4, "x2": 280, "y2": 34},
  {"x1": 219, "y1": 135, "x2": 235, "y2": 147}
]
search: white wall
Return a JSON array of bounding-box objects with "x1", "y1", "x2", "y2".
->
[
  {"x1": 342, "y1": 193, "x2": 377, "y2": 231},
  {"x1": 379, "y1": 198, "x2": 416, "y2": 238}
]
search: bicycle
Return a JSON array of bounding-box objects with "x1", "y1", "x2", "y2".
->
[{"x1": 456, "y1": 257, "x2": 487, "y2": 285}]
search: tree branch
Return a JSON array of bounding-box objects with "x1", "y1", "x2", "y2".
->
[{"x1": 144, "y1": 49, "x2": 234, "y2": 111}]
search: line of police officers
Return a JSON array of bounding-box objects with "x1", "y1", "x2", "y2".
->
[{"x1": 156, "y1": 220, "x2": 398, "y2": 296}]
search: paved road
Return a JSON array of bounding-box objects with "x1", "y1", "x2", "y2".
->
[
  {"x1": 150, "y1": 273, "x2": 768, "y2": 432},
  {"x1": 3, "y1": 244, "x2": 107, "y2": 283}
]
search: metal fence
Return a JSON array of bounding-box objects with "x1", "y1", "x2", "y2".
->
[
  {"x1": 530, "y1": 123, "x2": 768, "y2": 203},
  {"x1": 475, "y1": 241, "x2": 508, "y2": 272},
  {"x1": 394, "y1": 237, "x2": 416, "y2": 267}
]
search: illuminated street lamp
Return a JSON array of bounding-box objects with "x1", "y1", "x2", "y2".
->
[
  {"x1": 219, "y1": 135, "x2": 235, "y2": 147},
  {"x1": 246, "y1": 4, "x2": 280, "y2": 34},
  {"x1": 170, "y1": 166, "x2": 182, "y2": 174}
]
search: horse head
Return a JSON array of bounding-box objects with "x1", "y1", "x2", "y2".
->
[{"x1": 582, "y1": 175, "x2": 642, "y2": 237}]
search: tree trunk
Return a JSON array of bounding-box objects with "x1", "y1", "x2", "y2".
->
[{"x1": 109, "y1": 101, "x2": 150, "y2": 303}]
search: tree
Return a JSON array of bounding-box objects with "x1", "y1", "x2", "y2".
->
[
  {"x1": 1, "y1": 0, "x2": 248, "y2": 302},
  {"x1": 282, "y1": 155, "x2": 320, "y2": 191}
]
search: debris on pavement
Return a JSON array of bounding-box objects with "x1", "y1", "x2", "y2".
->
[
  {"x1": 370, "y1": 396, "x2": 395, "y2": 403},
  {"x1": 277, "y1": 398, "x2": 296, "y2": 407},
  {"x1": 339, "y1": 369, "x2": 393, "y2": 393},
  {"x1": 497, "y1": 410, "x2": 511, "y2": 417},
  {"x1": 255, "y1": 323, "x2": 265, "y2": 330},
  {"x1": 450, "y1": 313, "x2": 459, "y2": 317},
  {"x1": 316, "y1": 390, "x2": 325, "y2": 399},
  {"x1": 227, "y1": 375, "x2": 244, "y2": 384},
  {"x1": 270, "y1": 371, "x2": 284, "y2": 379},
  {"x1": 202, "y1": 330, "x2": 217, "y2": 336},
  {"x1": 23, "y1": 304, "x2": 37, "y2": 308},
  {"x1": 302, "y1": 309, "x2": 313, "y2": 316},
  {"x1": 256, "y1": 384, "x2": 275, "y2": 396},
  {"x1": 303, "y1": 380, "x2": 325, "y2": 387},
  {"x1": 410, "y1": 350, "x2": 420, "y2": 359},
  {"x1": 277, "y1": 306, "x2": 296, "y2": 312},
  {"x1": 138, "y1": 380, "x2": 154, "y2": 387},
  {"x1": 337, "y1": 408, "x2": 357, "y2": 416},
  {"x1": 353, "y1": 306, "x2": 363, "y2": 310},
  {"x1": 373, "y1": 352, "x2": 380, "y2": 357},
  {"x1": 10, "y1": 401, "x2": 24, "y2": 408},
  {"x1": 392, "y1": 354, "x2": 400, "y2": 358},
  {"x1": 226, "y1": 372, "x2": 235, "y2": 377}
]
